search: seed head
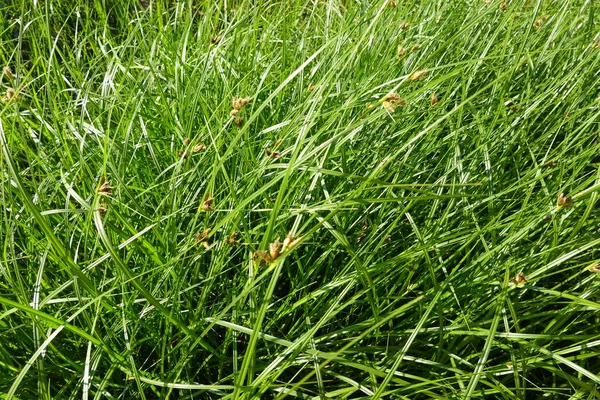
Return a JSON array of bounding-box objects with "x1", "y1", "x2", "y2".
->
[
  {"x1": 382, "y1": 101, "x2": 395, "y2": 113},
  {"x1": 234, "y1": 117, "x2": 243, "y2": 126},
  {"x1": 225, "y1": 232, "x2": 240, "y2": 246},
  {"x1": 232, "y1": 96, "x2": 252, "y2": 111},
  {"x1": 1, "y1": 88, "x2": 17, "y2": 103},
  {"x1": 383, "y1": 93, "x2": 404, "y2": 104},
  {"x1": 409, "y1": 70, "x2": 427, "y2": 81},
  {"x1": 430, "y1": 92, "x2": 439, "y2": 106},
  {"x1": 557, "y1": 193, "x2": 572, "y2": 209},
  {"x1": 410, "y1": 44, "x2": 421, "y2": 52},
  {"x1": 201, "y1": 196, "x2": 214, "y2": 211},
  {"x1": 211, "y1": 35, "x2": 220, "y2": 44},
  {"x1": 382, "y1": 93, "x2": 406, "y2": 112},
  {"x1": 283, "y1": 232, "x2": 300, "y2": 250},
  {"x1": 253, "y1": 250, "x2": 273, "y2": 265},
  {"x1": 307, "y1": 83, "x2": 316, "y2": 92},
  {"x1": 586, "y1": 263, "x2": 600, "y2": 273},
  {"x1": 98, "y1": 179, "x2": 114, "y2": 196},
  {"x1": 230, "y1": 109, "x2": 239, "y2": 118},
  {"x1": 194, "y1": 228, "x2": 212, "y2": 244},
  {"x1": 269, "y1": 239, "x2": 281, "y2": 260},
  {"x1": 400, "y1": 21, "x2": 409, "y2": 30},
  {"x1": 534, "y1": 15, "x2": 548, "y2": 29},
  {"x1": 265, "y1": 149, "x2": 281, "y2": 159},
  {"x1": 499, "y1": 1, "x2": 507, "y2": 10},
  {"x1": 3, "y1": 66, "x2": 14, "y2": 79},
  {"x1": 397, "y1": 45, "x2": 406, "y2": 57},
  {"x1": 193, "y1": 144, "x2": 206, "y2": 153},
  {"x1": 389, "y1": 0, "x2": 397, "y2": 7},
  {"x1": 357, "y1": 231, "x2": 367, "y2": 243},
  {"x1": 510, "y1": 272, "x2": 529, "y2": 285},
  {"x1": 183, "y1": 137, "x2": 190, "y2": 146}
]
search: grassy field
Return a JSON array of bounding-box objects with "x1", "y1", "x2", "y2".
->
[{"x1": 1, "y1": 0, "x2": 600, "y2": 398}]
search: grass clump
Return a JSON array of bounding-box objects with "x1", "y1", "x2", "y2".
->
[{"x1": 1, "y1": 0, "x2": 600, "y2": 398}]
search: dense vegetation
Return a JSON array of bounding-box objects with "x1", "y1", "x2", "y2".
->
[{"x1": 1, "y1": 0, "x2": 600, "y2": 398}]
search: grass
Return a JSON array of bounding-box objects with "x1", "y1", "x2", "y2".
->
[{"x1": 1, "y1": 0, "x2": 600, "y2": 398}]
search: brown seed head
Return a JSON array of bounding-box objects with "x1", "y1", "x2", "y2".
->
[
  {"x1": 382, "y1": 93, "x2": 406, "y2": 112},
  {"x1": 178, "y1": 150, "x2": 188, "y2": 158},
  {"x1": 586, "y1": 263, "x2": 600, "y2": 273},
  {"x1": 3, "y1": 66, "x2": 14, "y2": 79},
  {"x1": 98, "y1": 179, "x2": 114, "y2": 196},
  {"x1": 409, "y1": 70, "x2": 427, "y2": 81},
  {"x1": 283, "y1": 232, "x2": 300, "y2": 250},
  {"x1": 2, "y1": 88, "x2": 17, "y2": 102},
  {"x1": 389, "y1": 0, "x2": 397, "y2": 7},
  {"x1": 194, "y1": 228, "x2": 212, "y2": 249},
  {"x1": 410, "y1": 44, "x2": 421, "y2": 52},
  {"x1": 234, "y1": 117, "x2": 243, "y2": 126},
  {"x1": 400, "y1": 21, "x2": 409, "y2": 30},
  {"x1": 253, "y1": 250, "x2": 273, "y2": 264},
  {"x1": 226, "y1": 232, "x2": 240, "y2": 246},
  {"x1": 499, "y1": 1, "x2": 507, "y2": 10},
  {"x1": 397, "y1": 45, "x2": 406, "y2": 57},
  {"x1": 183, "y1": 137, "x2": 190, "y2": 146},
  {"x1": 194, "y1": 228, "x2": 212, "y2": 245},
  {"x1": 510, "y1": 272, "x2": 529, "y2": 285},
  {"x1": 230, "y1": 109, "x2": 239, "y2": 118},
  {"x1": 534, "y1": 15, "x2": 548, "y2": 28},
  {"x1": 356, "y1": 231, "x2": 367, "y2": 244},
  {"x1": 307, "y1": 83, "x2": 316, "y2": 92},
  {"x1": 383, "y1": 93, "x2": 404, "y2": 104},
  {"x1": 211, "y1": 35, "x2": 219, "y2": 44},
  {"x1": 269, "y1": 239, "x2": 281, "y2": 260},
  {"x1": 98, "y1": 205, "x2": 107, "y2": 216},
  {"x1": 201, "y1": 196, "x2": 214, "y2": 211},
  {"x1": 382, "y1": 101, "x2": 395, "y2": 113},
  {"x1": 430, "y1": 92, "x2": 440, "y2": 106},
  {"x1": 193, "y1": 144, "x2": 206, "y2": 153},
  {"x1": 232, "y1": 96, "x2": 252, "y2": 111},
  {"x1": 265, "y1": 149, "x2": 281, "y2": 159},
  {"x1": 557, "y1": 193, "x2": 572, "y2": 208}
]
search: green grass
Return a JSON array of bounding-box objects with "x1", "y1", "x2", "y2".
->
[{"x1": 1, "y1": 0, "x2": 600, "y2": 398}]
